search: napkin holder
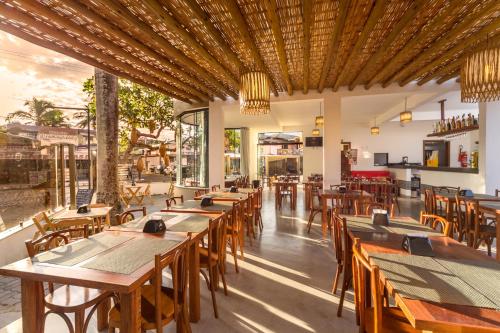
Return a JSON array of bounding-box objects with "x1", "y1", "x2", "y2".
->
[
  {"x1": 338, "y1": 186, "x2": 347, "y2": 194},
  {"x1": 402, "y1": 234, "x2": 435, "y2": 257},
  {"x1": 143, "y1": 217, "x2": 166, "y2": 234},
  {"x1": 77, "y1": 204, "x2": 90, "y2": 214},
  {"x1": 371, "y1": 209, "x2": 389, "y2": 226},
  {"x1": 200, "y1": 196, "x2": 214, "y2": 207},
  {"x1": 230, "y1": 186, "x2": 238, "y2": 193},
  {"x1": 459, "y1": 189, "x2": 474, "y2": 197}
]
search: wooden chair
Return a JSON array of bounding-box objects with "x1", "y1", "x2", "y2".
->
[
  {"x1": 307, "y1": 185, "x2": 330, "y2": 233},
  {"x1": 211, "y1": 185, "x2": 221, "y2": 191},
  {"x1": 331, "y1": 214, "x2": 351, "y2": 317},
  {"x1": 25, "y1": 226, "x2": 114, "y2": 333},
  {"x1": 253, "y1": 187, "x2": 263, "y2": 232},
  {"x1": 32, "y1": 211, "x2": 56, "y2": 236},
  {"x1": 454, "y1": 195, "x2": 469, "y2": 241},
  {"x1": 226, "y1": 201, "x2": 243, "y2": 272},
  {"x1": 419, "y1": 212, "x2": 452, "y2": 237},
  {"x1": 115, "y1": 207, "x2": 147, "y2": 225},
  {"x1": 465, "y1": 200, "x2": 496, "y2": 256},
  {"x1": 166, "y1": 195, "x2": 185, "y2": 208},
  {"x1": 424, "y1": 189, "x2": 437, "y2": 215},
  {"x1": 199, "y1": 215, "x2": 228, "y2": 318},
  {"x1": 194, "y1": 189, "x2": 209, "y2": 197},
  {"x1": 432, "y1": 186, "x2": 460, "y2": 218},
  {"x1": 276, "y1": 182, "x2": 292, "y2": 210},
  {"x1": 244, "y1": 194, "x2": 256, "y2": 242},
  {"x1": 351, "y1": 239, "x2": 419, "y2": 333},
  {"x1": 108, "y1": 237, "x2": 191, "y2": 332},
  {"x1": 33, "y1": 212, "x2": 93, "y2": 238}
]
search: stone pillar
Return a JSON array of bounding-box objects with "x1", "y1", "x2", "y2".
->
[
  {"x1": 208, "y1": 101, "x2": 225, "y2": 188},
  {"x1": 322, "y1": 94, "x2": 342, "y2": 187},
  {"x1": 479, "y1": 101, "x2": 500, "y2": 194},
  {"x1": 95, "y1": 68, "x2": 121, "y2": 216}
]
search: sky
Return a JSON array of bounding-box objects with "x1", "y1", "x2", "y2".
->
[{"x1": 0, "y1": 31, "x2": 94, "y2": 124}]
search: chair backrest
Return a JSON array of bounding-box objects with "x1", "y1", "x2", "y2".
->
[
  {"x1": 211, "y1": 185, "x2": 221, "y2": 192},
  {"x1": 256, "y1": 187, "x2": 263, "y2": 209},
  {"x1": 153, "y1": 236, "x2": 190, "y2": 332},
  {"x1": 116, "y1": 207, "x2": 147, "y2": 225},
  {"x1": 364, "y1": 202, "x2": 393, "y2": 217},
  {"x1": 32, "y1": 212, "x2": 55, "y2": 236},
  {"x1": 194, "y1": 189, "x2": 209, "y2": 197},
  {"x1": 165, "y1": 195, "x2": 184, "y2": 208},
  {"x1": 331, "y1": 214, "x2": 349, "y2": 266},
  {"x1": 352, "y1": 238, "x2": 383, "y2": 333},
  {"x1": 419, "y1": 212, "x2": 452, "y2": 237},
  {"x1": 424, "y1": 189, "x2": 437, "y2": 214},
  {"x1": 25, "y1": 225, "x2": 89, "y2": 257},
  {"x1": 206, "y1": 215, "x2": 227, "y2": 264}
]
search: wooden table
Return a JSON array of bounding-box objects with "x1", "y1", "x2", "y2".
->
[
  {"x1": 273, "y1": 181, "x2": 298, "y2": 210},
  {"x1": 167, "y1": 200, "x2": 235, "y2": 214},
  {"x1": 347, "y1": 219, "x2": 500, "y2": 332},
  {"x1": 478, "y1": 200, "x2": 500, "y2": 262},
  {"x1": 122, "y1": 185, "x2": 145, "y2": 205},
  {"x1": 318, "y1": 189, "x2": 371, "y2": 238},
  {"x1": 434, "y1": 191, "x2": 499, "y2": 221},
  {"x1": 302, "y1": 181, "x2": 322, "y2": 209},
  {"x1": 53, "y1": 206, "x2": 112, "y2": 232},
  {"x1": 193, "y1": 191, "x2": 248, "y2": 201}
]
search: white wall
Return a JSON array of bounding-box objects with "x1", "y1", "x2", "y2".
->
[{"x1": 479, "y1": 101, "x2": 500, "y2": 194}]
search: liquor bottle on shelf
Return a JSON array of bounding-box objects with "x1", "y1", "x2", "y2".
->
[
  {"x1": 451, "y1": 116, "x2": 456, "y2": 130},
  {"x1": 456, "y1": 116, "x2": 462, "y2": 129},
  {"x1": 446, "y1": 118, "x2": 451, "y2": 131},
  {"x1": 473, "y1": 114, "x2": 478, "y2": 126},
  {"x1": 461, "y1": 114, "x2": 466, "y2": 128},
  {"x1": 467, "y1": 113, "x2": 472, "y2": 127}
]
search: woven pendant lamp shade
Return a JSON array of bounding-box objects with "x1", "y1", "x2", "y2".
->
[
  {"x1": 461, "y1": 43, "x2": 500, "y2": 102},
  {"x1": 312, "y1": 128, "x2": 320, "y2": 136},
  {"x1": 370, "y1": 126, "x2": 380, "y2": 135},
  {"x1": 240, "y1": 71, "x2": 270, "y2": 115},
  {"x1": 400, "y1": 111, "x2": 412, "y2": 123}
]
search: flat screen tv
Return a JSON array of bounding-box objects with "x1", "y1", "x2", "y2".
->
[
  {"x1": 374, "y1": 153, "x2": 388, "y2": 166},
  {"x1": 305, "y1": 137, "x2": 323, "y2": 147}
]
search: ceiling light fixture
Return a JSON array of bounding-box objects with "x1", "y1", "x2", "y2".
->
[
  {"x1": 239, "y1": 71, "x2": 271, "y2": 115},
  {"x1": 461, "y1": 36, "x2": 500, "y2": 102},
  {"x1": 371, "y1": 117, "x2": 380, "y2": 135},
  {"x1": 315, "y1": 101, "x2": 324, "y2": 126},
  {"x1": 400, "y1": 97, "x2": 412, "y2": 124}
]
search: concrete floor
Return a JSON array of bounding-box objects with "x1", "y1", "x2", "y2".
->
[{"x1": 0, "y1": 189, "x2": 429, "y2": 332}]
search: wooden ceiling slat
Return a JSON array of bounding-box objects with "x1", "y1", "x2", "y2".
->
[
  {"x1": 263, "y1": 0, "x2": 293, "y2": 95},
  {"x1": 223, "y1": 0, "x2": 279, "y2": 97},
  {"x1": 332, "y1": 0, "x2": 387, "y2": 91},
  {"x1": 390, "y1": 1, "x2": 500, "y2": 86},
  {"x1": 301, "y1": 0, "x2": 312, "y2": 94},
  {"x1": 436, "y1": 70, "x2": 460, "y2": 84},
  {"x1": 4, "y1": 0, "x2": 203, "y2": 102},
  {"x1": 0, "y1": 4, "x2": 193, "y2": 103},
  {"x1": 98, "y1": 0, "x2": 237, "y2": 99},
  {"x1": 317, "y1": 0, "x2": 349, "y2": 93}
]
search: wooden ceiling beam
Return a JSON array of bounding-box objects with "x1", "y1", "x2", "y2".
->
[
  {"x1": 417, "y1": 33, "x2": 500, "y2": 85},
  {"x1": 167, "y1": 0, "x2": 243, "y2": 74},
  {"x1": 99, "y1": 0, "x2": 237, "y2": 99},
  {"x1": 141, "y1": 0, "x2": 240, "y2": 90},
  {"x1": 400, "y1": 18, "x2": 500, "y2": 86},
  {"x1": 301, "y1": 0, "x2": 312, "y2": 94},
  {"x1": 391, "y1": 1, "x2": 500, "y2": 86},
  {"x1": 365, "y1": 1, "x2": 463, "y2": 89},
  {"x1": 0, "y1": 8, "x2": 193, "y2": 103},
  {"x1": 333, "y1": 0, "x2": 387, "y2": 91},
  {"x1": 317, "y1": 0, "x2": 349, "y2": 93},
  {"x1": 436, "y1": 70, "x2": 460, "y2": 84},
  {"x1": 348, "y1": 0, "x2": 422, "y2": 90},
  {"x1": 11, "y1": 0, "x2": 206, "y2": 102},
  {"x1": 61, "y1": 0, "x2": 217, "y2": 102},
  {"x1": 224, "y1": 0, "x2": 279, "y2": 97},
  {"x1": 263, "y1": 0, "x2": 293, "y2": 95}
]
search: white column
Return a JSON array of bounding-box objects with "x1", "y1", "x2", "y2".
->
[
  {"x1": 323, "y1": 94, "x2": 342, "y2": 187},
  {"x1": 208, "y1": 101, "x2": 225, "y2": 188},
  {"x1": 479, "y1": 101, "x2": 500, "y2": 194}
]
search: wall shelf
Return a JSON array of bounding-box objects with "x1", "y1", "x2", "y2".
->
[{"x1": 427, "y1": 125, "x2": 479, "y2": 137}]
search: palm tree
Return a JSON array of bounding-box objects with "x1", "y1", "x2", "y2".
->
[{"x1": 5, "y1": 98, "x2": 67, "y2": 127}]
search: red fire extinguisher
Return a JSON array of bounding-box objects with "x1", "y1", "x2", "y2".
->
[{"x1": 458, "y1": 145, "x2": 468, "y2": 167}]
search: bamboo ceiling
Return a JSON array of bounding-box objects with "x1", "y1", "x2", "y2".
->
[{"x1": 0, "y1": 0, "x2": 499, "y2": 103}]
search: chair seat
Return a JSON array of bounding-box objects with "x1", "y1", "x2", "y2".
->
[
  {"x1": 45, "y1": 285, "x2": 110, "y2": 312},
  {"x1": 108, "y1": 285, "x2": 175, "y2": 330},
  {"x1": 365, "y1": 307, "x2": 420, "y2": 333}
]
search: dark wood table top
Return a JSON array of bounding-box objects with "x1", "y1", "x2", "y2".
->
[
  {"x1": 318, "y1": 189, "x2": 371, "y2": 197},
  {"x1": 347, "y1": 217, "x2": 500, "y2": 332},
  {"x1": 434, "y1": 191, "x2": 500, "y2": 201}
]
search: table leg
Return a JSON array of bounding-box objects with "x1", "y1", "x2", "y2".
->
[
  {"x1": 294, "y1": 185, "x2": 297, "y2": 210},
  {"x1": 189, "y1": 240, "x2": 201, "y2": 322},
  {"x1": 119, "y1": 289, "x2": 141, "y2": 333},
  {"x1": 446, "y1": 199, "x2": 453, "y2": 222},
  {"x1": 96, "y1": 297, "x2": 110, "y2": 331},
  {"x1": 321, "y1": 196, "x2": 327, "y2": 238},
  {"x1": 21, "y1": 279, "x2": 44, "y2": 333}
]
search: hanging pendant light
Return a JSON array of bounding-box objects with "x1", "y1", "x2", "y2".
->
[
  {"x1": 312, "y1": 128, "x2": 320, "y2": 136},
  {"x1": 461, "y1": 36, "x2": 500, "y2": 102},
  {"x1": 400, "y1": 97, "x2": 412, "y2": 124},
  {"x1": 240, "y1": 71, "x2": 271, "y2": 115},
  {"x1": 370, "y1": 117, "x2": 380, "y2": 135},
  {"x1": 315, "y1": 101, "x2": 324, "y2": 127}
]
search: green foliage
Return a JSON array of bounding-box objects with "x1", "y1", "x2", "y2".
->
[
  {"x1": 6, "y1": 98, "x2": 67, "y2": 127},
  {"x1": 80, "y1": 76, "x2": 175, "y2": 153}
]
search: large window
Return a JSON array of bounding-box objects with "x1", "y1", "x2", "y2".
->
[
  {"x1": 176, "y1": 109, "x2": 208, "y2": 187},
  {"x1": 224, "y1": 128, "x2": 241, "y2": 176},
  {"x1": 257, "y1": 131, "x2": 303, "y2": 178}
]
